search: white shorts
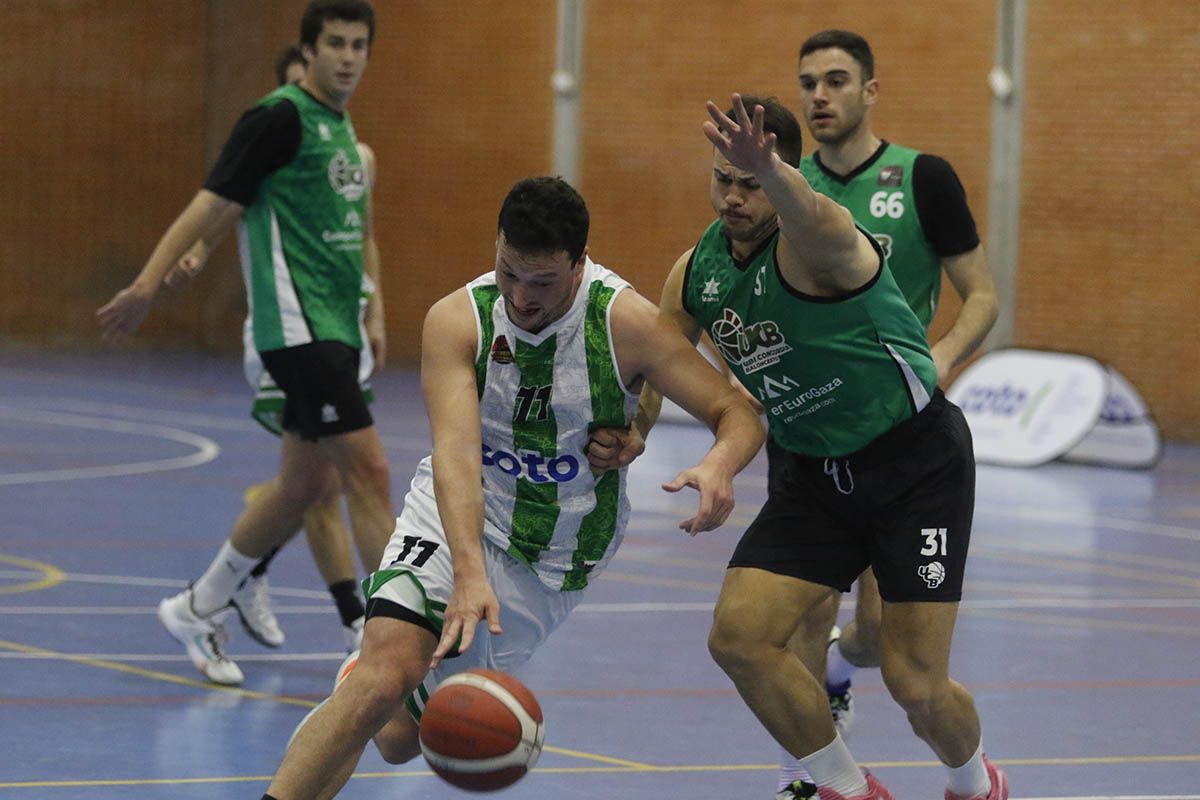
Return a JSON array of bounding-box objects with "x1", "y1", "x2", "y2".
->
[{"x1": 365, "y1": 492, "x2": 584, "y2": 720}]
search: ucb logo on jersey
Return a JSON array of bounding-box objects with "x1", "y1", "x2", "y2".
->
[
  {"x1": 328, "y1": 148, "x2": 366, "y2": 201},
  {"x1": 710, "y1": 308, "x2": 792, "y2": 374},
  {"x1": 482, "y1": 443, "x2": 580, "y2": 483}
]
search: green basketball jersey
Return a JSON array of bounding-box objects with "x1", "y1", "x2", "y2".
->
[
  {"x1": 467, "y1": 259, "x2": 641, "y2": 591},
  {"x1": 683, "y1": 221, "x2": 936, "y2": 456},
  {"x1": 800, "y1": 143, "x2": 942, "y2": 326},
  {"x1": 239, "y1": 84, "x2": 367, "y2": 352}
]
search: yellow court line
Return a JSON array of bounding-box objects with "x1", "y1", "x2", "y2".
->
[
  {"x1": 0, "y1": 554, "x2": 64, "y2": 595},
  {"x1": 0, "y1": 639, "x2": 315, "y2": 708},
  {"x1": 2, "y1": 754, "x2": 1198, "y2": 789}
]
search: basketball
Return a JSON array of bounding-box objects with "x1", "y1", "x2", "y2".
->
[{"x1": 418, "y1": 669, "x2": 545, "y2": 792}]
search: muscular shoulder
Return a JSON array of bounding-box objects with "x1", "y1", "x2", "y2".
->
[{"x1": 423, "y1": 288, "x2": 478, "y2": 358}]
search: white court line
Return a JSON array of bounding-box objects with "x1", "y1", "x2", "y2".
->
[
  {"x1": 2, "y1": 396, "x2": 430, "y2": 451},
  {"x1": 0, "y1": 406, "x2": 219, "y2": 485}
]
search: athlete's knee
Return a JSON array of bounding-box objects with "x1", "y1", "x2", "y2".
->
[
  {"x1": 708, "y1": 613, "x2": 776, "y2": 679},
  {"x1": 880, "y1": 656, "x2": 947, "y2": 716},
  {"x1": 373, "y1": 716, "x2": 421, "y2": 764}
]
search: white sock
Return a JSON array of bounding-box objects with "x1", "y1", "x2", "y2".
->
[
  {"x1": 777, "y1": 743, "x2": 813, "y2": 791},
  {"x1": 946, "y1": 742, "x2": 989, "y2": 799},
  {"x1": 192, "y1": 540, "x2": 258, "y2": 616},
  {"x1": 825, "y1": 637, "x2": 858, "y2": 690},
  {"x1": 799, "y1": 734, "x2": 868, "y2": 797}
]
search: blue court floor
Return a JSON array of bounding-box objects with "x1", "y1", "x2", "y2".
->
[{"x1": 1, "y1": 345, "x2": 1197, "y2": 799}]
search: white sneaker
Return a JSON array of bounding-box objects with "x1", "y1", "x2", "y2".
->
[
  {"x1": 158, "y1": 589, "x2": 244, "y2": 685},
  {"x1": 230, "y1": 573, "x2": 284, "y2": 648},
  {"x1": 342, "y1": 616, "x2": 365, "y2": 653}
]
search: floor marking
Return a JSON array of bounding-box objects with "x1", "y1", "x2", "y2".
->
[
  {"x1": 0, "y1": 406, "x2": 219, "y2": 485},
  {"x1": 7, "y1": 396, "x2": 432, "y2": 452},
  {"x1": 0, "y1": 554, "x2": 63, "y2": 595},
  {"x1": 0, "y1": 638, "x2": 315, "y2": 707}
]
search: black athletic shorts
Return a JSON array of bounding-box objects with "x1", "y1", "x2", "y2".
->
[
  {"x1": 730, "y1": 389, "x2": 975, "y2": 602},
  {"x1": 259, "y1": 341, "x2": 374, "y2": 441}
]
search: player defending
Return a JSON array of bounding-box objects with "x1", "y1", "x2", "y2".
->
[
  {"x1": 779, "y1": 29, "x2": 1001, "y2": 794},
  {"x1": 97, "y1": 0, "x2": 391, "y2": 685},
  {"x1": 259, "y1": 176, "x2": 764, "y2": 800},
  {"x1": 591, "y1": 95, "x2": 1006, "y2": 800}
]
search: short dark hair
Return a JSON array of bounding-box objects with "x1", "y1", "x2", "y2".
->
[
  {"x1": 274, "y1": 43, "x2": 306, "y2": 87},
  {"x1": 799, "y1": 29, "x2": 875, "y2": 82},
  {"x1": 723, "y1": 95, "x2": 803, "y2": 168},
  {"x1": 300, "y1": 0, "x2": 375, "y2": 49},
  {"x1": 497, "y1": 177, "x2": 590, "y2": 265}
]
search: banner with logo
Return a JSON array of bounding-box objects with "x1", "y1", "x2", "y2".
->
[{"x1": 947, "y1": 349, "x2": 1161, "y2": 469}]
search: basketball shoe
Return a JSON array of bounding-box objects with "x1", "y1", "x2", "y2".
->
[
  {"x1": 945, "y1": 756, "x2": 1008, "y2": 800},
  {"x1": 775, "y1": 773, "x2": 893, "y2": 800},
  {"x1": 158, "y1": 587, "x2": 243, "y2": 685},
  {"x1": 230, "y1": 573, "x2": 285, "y2": 648},
  {"x1": 343, "y1": 616, "x2": 365, "y2": 653},
  {"x1": 825, "y1": 626, "x2": 855, "y2": 738}
]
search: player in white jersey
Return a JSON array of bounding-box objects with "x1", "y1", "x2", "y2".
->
[{"x1": 260, "y1": 177, "x2": 765, "y2": 800}]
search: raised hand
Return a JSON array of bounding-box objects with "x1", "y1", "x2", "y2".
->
[{"x1": 702, "y1": 93, "x2": 777, "y2": 175}]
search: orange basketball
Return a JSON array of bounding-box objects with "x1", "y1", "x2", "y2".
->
[{"x1": 418, "y1": 669, "x2": 545, "y2": 792}]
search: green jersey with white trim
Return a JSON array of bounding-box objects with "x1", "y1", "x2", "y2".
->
[
  {"x1": 800, "y1": 143, "x2": 943, "y2": 327},
  {"x1": 467, "y1": 258, "x2": 640, "y2": 591},
  {"x1": 682, "y1": 220, "x2": 937, "y2": 457},
  {"x1": 238, "y1": 83, "x2": 367, "y2": 352}
]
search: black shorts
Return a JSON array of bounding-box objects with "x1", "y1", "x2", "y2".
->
[
  {"x1": 730, "y1": 390, "x2": 975, "y2": 603},
  {"x1": 259, "y1": 341, "x2": 374, "y2": 441}
]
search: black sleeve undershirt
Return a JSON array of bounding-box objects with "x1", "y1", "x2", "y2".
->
[
  {"x1": 203, "y1": 100, "x2": 302, "y2": 206},
  {"x1": 911, "y1": 153, "x2": 981, "y2": 258}
]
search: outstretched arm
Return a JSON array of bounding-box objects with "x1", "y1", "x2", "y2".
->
[
  {"x1": 703, "y1": 94, "x2": 876, "y2": 293},
  {"x1": 421, "y1": 290, "x2": 501, "y2": 667},
  {"x1": 97, "y1": 189, "x2": 243, "y2": 340},
  {"x1": 611, "y1": 288, "x2": 764, "y2": 535}
]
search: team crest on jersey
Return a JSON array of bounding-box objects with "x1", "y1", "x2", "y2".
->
[
  {"x1": 710, "y1": 308, "x2": 791, "y2": 374},
  {"x1": 878, "y1": 165, "x2": 904, "y2": 187},
  {"x1": 490, "y1": 335, "x2": 514, "y2": 364},
  {"x1": 328, "y1": 149, "x2": 366, "y2": 201}
]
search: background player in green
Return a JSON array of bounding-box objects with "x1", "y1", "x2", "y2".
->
[
  {"x1": 591, "y1": 95, "x2": 1006, "y2": 800},
  {"x1": 96, "y1": 0, "x2": 391, "y2": 686},
  {"x1": 166, "y1": 41, "x2": 380, "y2": 656},
  {"x1": 783, "y1": 31, "x2": 1001, "y2": 785},
  {"x1": 260, "y1": 177, "x2": 765, "y2": 800}
]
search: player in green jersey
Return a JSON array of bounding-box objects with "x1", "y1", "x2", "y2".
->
[
  {"x1": 590, "y1": 95, "x2": 1005, "y2": 800},
  {"x1": 165, "y1": 42, "x2": 376, "y2": 657},
  {"x1": 779, "y1": 31, "x2": 1001, "y2": 797},
  {"x1": 97, "y1": 1, "x2": 390, "y2": 686},
  {"x1": 259, "y1": 177, "x2": 765, "y2": 800}
]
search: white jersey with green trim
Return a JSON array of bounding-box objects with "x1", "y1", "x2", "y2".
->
[{"x1": 408, "y1": 258, "x2": 640, "y2": 592}]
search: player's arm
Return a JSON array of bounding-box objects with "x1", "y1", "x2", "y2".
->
[
  {"x1": 931, "y1": 244, "x2": 998, "y2": 383},
  {"x1": 586, "y1": 249, "x2": 705, "y2": 471},
  {"x1": 611, "y1": 288, "x2": 765, "y2": 535},
  {"x1": 358, "y1": 142, "x2": 386, "y2": 368},
  {"x1": 163, "y1": 202, "x2": 243, "y2": 289},
  {"x1": 421, "y1": 289, "x2": 501, "y2": 666},
  {"x1": 97, "y1": 190, "x2": 245, "y2": 340},
  {"x1": 703, "y1": 94, "x2": 877, "y2": 292}
]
